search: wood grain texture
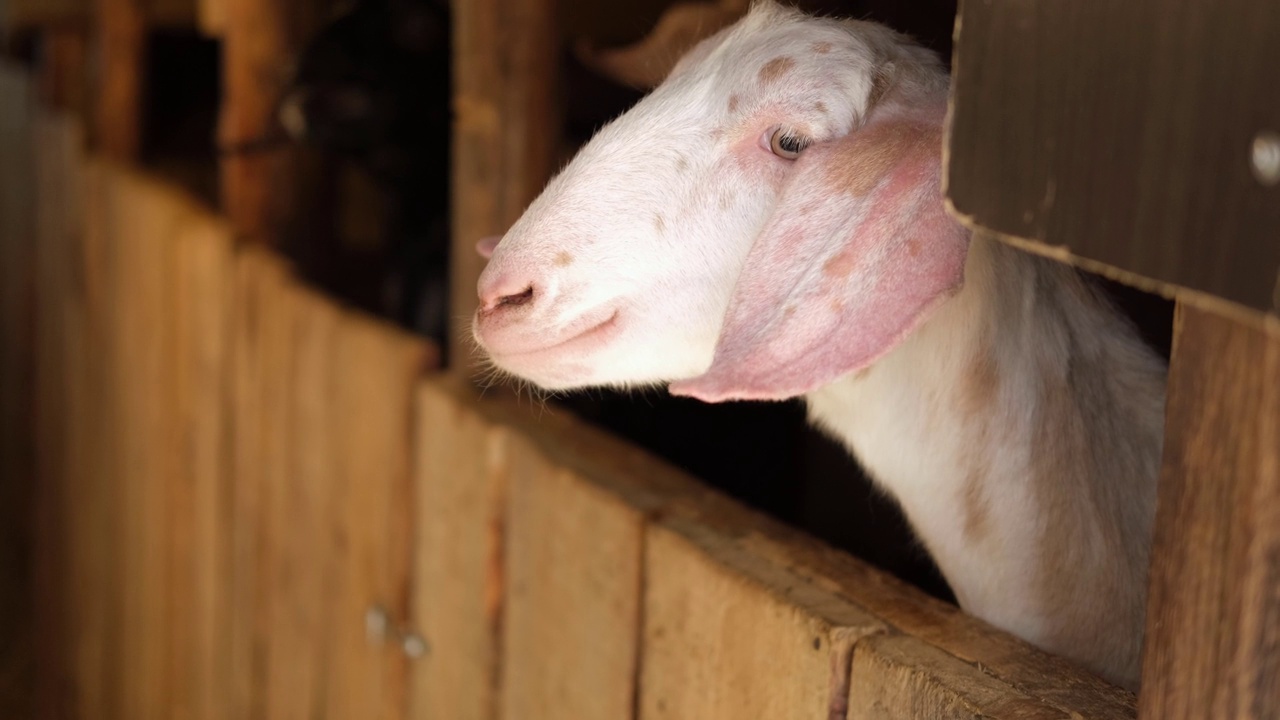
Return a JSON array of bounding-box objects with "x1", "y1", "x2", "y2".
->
[
  {"x1": 410, "y1": 381, "x2": 510, "y2": 720},
  {"x1": 642, "y1": 518, "x2": 885, "y2": 720},
  {"x1": 500, "y1": 439, "x2": 644, "y2": 720},
  {"x1": 167, "y1": 212, "x2": 235, "y2": 720},
  {"x1": 1139, "y1": 304, "x2": 1280, "y2": 719},
  {"x1": 947, "y1": 0, "x2": 1280, "y2": 319},
  {"x1": 324, "y1": 313, "x2": 428, "y2": 720},
  {"x1": 262, "y1": 284, "x2": 340, "y2": 720},
  {"x1": 31, "y1": 113, "x2": 96, "y2": 720},
  {"x1": 423, "y1": 377, "x2": 1136, "y2": 719},
  {"x1": 229, "y1": 246, "x2": 296, "y2": 720},
  {"x1": 93, "y1": 0, "x2": 146, "y2": 160},
  {"x1": 847, "y1": 634, "x2": 1072, "y2": 720},
  {"x1": 451, "y1": 0, "x2": 559, "y2": 374},
  {"x1": 218, "y1": 0, "x2": 318, "y2": 244}
]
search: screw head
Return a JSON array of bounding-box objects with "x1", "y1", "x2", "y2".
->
[
  {"x1": 402, "y1": 633, "x2": 430, "y2": 659},
  {"x1": 1251, "y1": 132, "x2": 1280, "y2": 186},
  {"x1": 365, "y1": 605, "x2": 391, "y2": 642}
]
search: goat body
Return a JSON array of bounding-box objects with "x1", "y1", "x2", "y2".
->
[{"x1": 473, "y1": 1, "x2": 1165, "y2": 689}]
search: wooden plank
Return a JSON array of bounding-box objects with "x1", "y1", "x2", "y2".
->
[
  {"x1": 167, "y1": 211, "x2": 235, "y2": 720},
  {"x1": 1139, "y1": 304, "x2": 1280, "y2": 719},
  {"x1": 946, "y1": 0, "x2": 1280, "y2": 319},
  {"x1": 97, "y1": 166, "x2": 188, "y2": 720},
  {"x1": 451, "y1": 0, "x2": 559, "y2": 375},
  {"x1": 93, "y1": 0, "x2": 147, "y2": 161},
  {"x1": 260, "y1": 284, "x2": 340, "y2": 720},
  {"x1": 228, "y1": 246, "x2": 295, "y2": 720},
  {"x1": 197, "y1": 0, "x2": 225, "y2": 36},
  {"x1": 218, "y1": 0, "x2": 319, "y2": 244},
  {"x1": 641, "y1": 518, "x2": 884, "y2": 720},
  {"x1": 410, "y1": 381, "x2": 510, "y2": 720},
  {"x1": 499, "y1": 442, "x2": 644, "y2": 720},
  {"x1": 323, "y1": 315, "x2": 428, "y2": 720},
  {"x1": 847, "y1": 634, "x2": 1072, "y2": 720},
  {"x1": 32, "y1": 115, "x2": 103, "y2": 720}
]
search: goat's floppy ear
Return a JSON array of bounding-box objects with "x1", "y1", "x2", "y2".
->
[{"x1": 670, "y1": 101, "x2": 969, "y2": 401}]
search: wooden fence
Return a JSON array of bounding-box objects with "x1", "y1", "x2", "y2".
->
[{"x1": 1, "y1": 64, "x2": 1136, "y2": 719}]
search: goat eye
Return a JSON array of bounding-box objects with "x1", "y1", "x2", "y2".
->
[{"x1": 769, "y1": 128, "x2": 809, "y2": 159}]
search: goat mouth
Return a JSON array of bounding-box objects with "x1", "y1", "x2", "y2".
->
[{"x1": 485, "y1": 309, "x2": 622, "y2": 363}]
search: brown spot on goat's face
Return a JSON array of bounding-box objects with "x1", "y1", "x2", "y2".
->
[
  {"x1": 823, "y1": 124, "x2": 930, "y2": 197},
  {"x1": 554, "y1": 251, "x2": 574, "y2": 267},
  {"x1": 812, "y1": 41, "x2": 832, "y2": 54},
  {"x1": 727, "y1": 93, "x2": 740, "y2": 112},
  {"x1": 822, "y1": 250, "x2": 857, "y2": 279},
  {"x1": 718, "y1": 189, "x2": 735, "y2": 210},
  {"x1": 652, "y1": 213, "x2": 666, "y2": 234},
  {"x1": 814, "y1": 101, "x2": 828, "y2": 115},
  {"x1": 675, "y1": 155, "x2": 689, "y2": 171},
  {"x1": 757, "y1": 56, "x2": 795, "y2": 85}
]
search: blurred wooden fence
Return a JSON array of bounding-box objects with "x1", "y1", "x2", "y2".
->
[{"x1": 0, "y1": 64, "x2": 1137, "y2": 720}]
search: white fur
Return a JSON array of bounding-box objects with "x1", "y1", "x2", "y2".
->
[{"x1": 473, "y1": 2, "x2": 1164, "y2": 690}]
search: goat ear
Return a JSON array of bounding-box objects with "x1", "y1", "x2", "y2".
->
[{"x1": 670, "y1": 101, "x2": 969, "y2": 402}]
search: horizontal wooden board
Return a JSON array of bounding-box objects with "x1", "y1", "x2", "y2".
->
[
  {"x1": 642, "y1": 519, "x2": 883, "y2": 720},
  {"x1": 946, "y1": 0, "x2": 1280, "y2": 320}
]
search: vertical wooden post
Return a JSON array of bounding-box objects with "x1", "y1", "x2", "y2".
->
[
  {"x1": 218, "y1": 0, "x2": 314, "y2": 245},
  {"x1": 93, "y1": 0, "x2": 146, "y2": 161},
  {"x1": 36, "y1": 26, "x2": 89, "y2": 117},
  {"x1": 1139, "y1": 302, "x2": 1280, "y2": 719},
  {"x1": 451, "y1": 0, "x2": 560, "y2": 376}
]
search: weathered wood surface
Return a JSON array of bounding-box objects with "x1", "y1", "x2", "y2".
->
[
  {"x1": 93, "y1": 0, "x2": 147, "y2": 161},
  {"x1": 1140, "y1": 304, "x2": 1280, "y2": 720},
  {"x1": 419, "y1": 377, "x2": 1137, "y2": 720},
  {"x1": 218, "y1": 0, "x2": 319, "y2": 244},
  {"x1": 17, "y1": 114, "x2": 435, "y2": 718},
  {"x1": 947, "y1": 0, "x2": 1280, "y2": 320},
  {"x1": 642, "y1": 519, "x2": 882, "y2": 720},
  {"x1": 500, "y1": 440, "x2": 644, "y2": 720},
  {"x1": 168, "y1": 208, "x2": 235, "y2": 720},
  {"x1": 410, "y1": 382, "x2": 510, "y2": 720},
  {"x1": 231, "y1": 254, "x2": 431, "y2": 720},
  {"x1": 30, "y1": 111, "x2": 92, "y2": 720},
  {"x1": 451, "y1": 0, "x2": 559, "y2": 374}
]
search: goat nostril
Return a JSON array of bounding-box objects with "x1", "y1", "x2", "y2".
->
[{"x1": 497, "y1": 286, "x2": 534, "y2": 308}]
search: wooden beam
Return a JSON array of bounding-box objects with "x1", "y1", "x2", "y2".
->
[
  {"x1": 451, "y1": 0, "x2": 560, "y2": 376},
  {"x1": 1139, "y1": 303, "x2": 1280, "y2": 719},
  {"x1": 217, "y1": 0, "x2": 316, "y2": 244},
  {"x1": 36, "y1": 27, "x2": 88, "y2": 117},
  {"x1": 93, "y1": 0, "x2": 146, "y2": 161}
]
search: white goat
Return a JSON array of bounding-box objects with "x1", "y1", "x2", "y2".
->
[{"x1": 472, "y1": 1, "x2": 1165, "y2": 690}]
